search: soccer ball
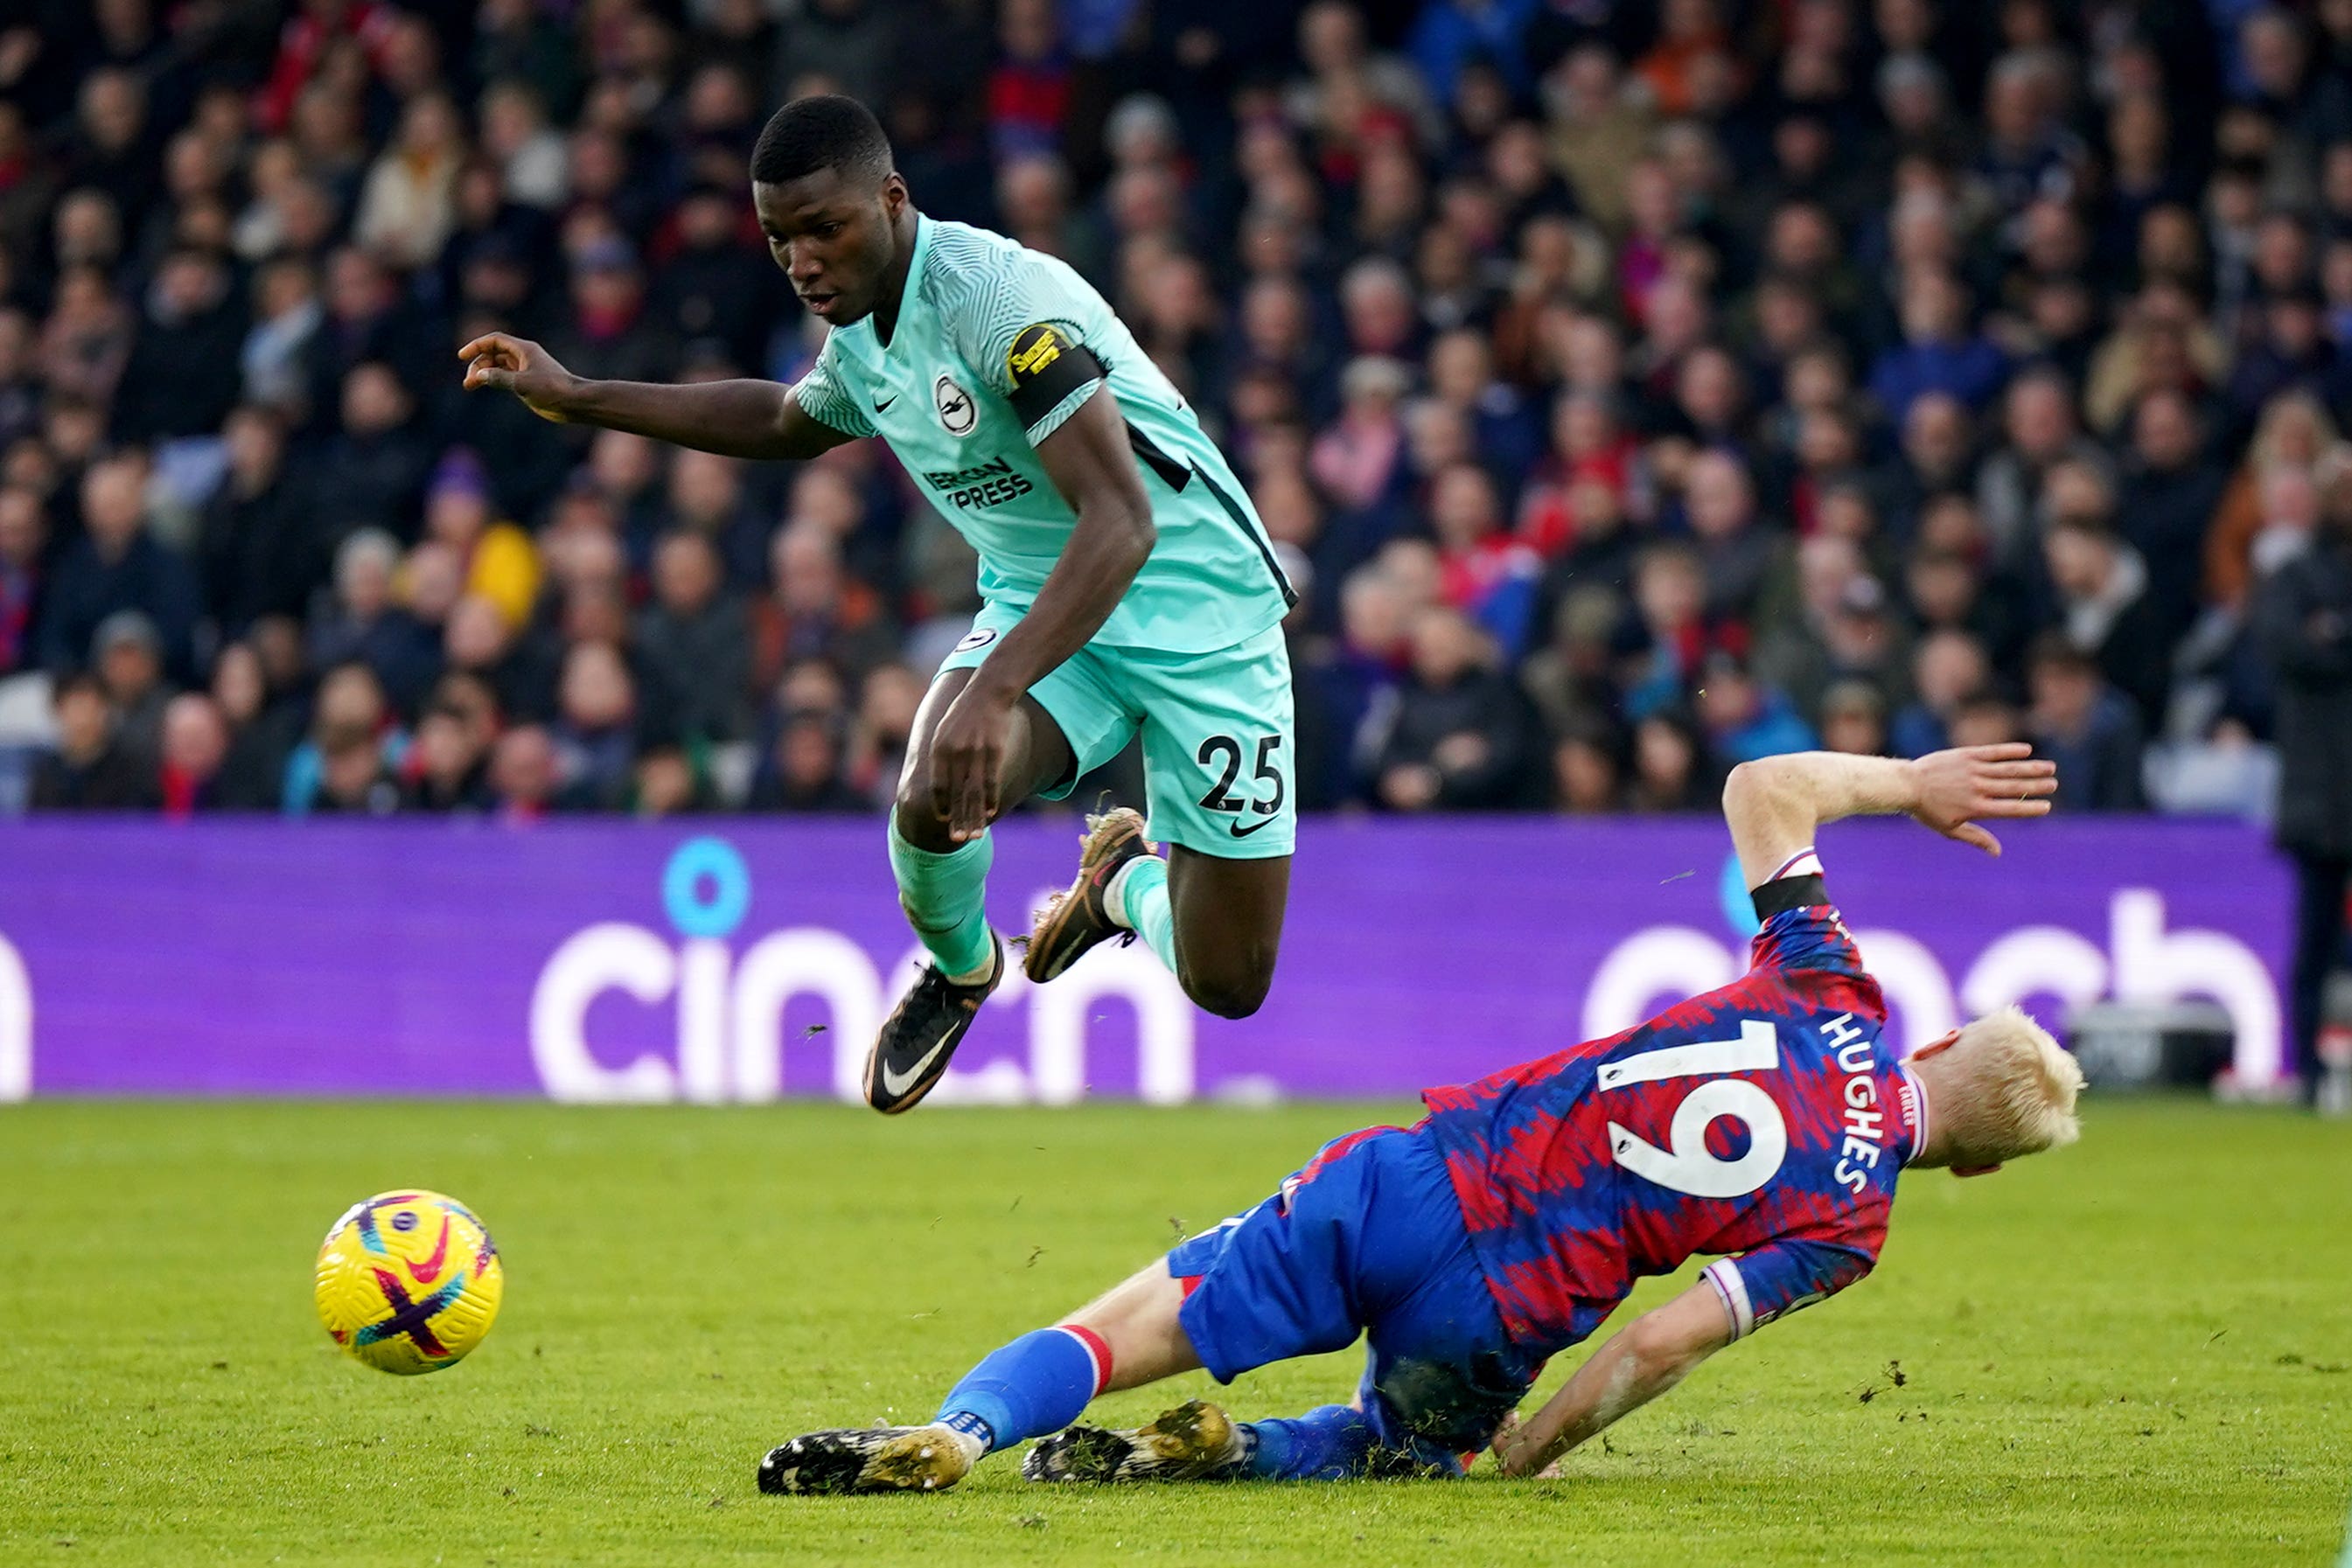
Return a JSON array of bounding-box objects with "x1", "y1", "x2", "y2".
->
[{"x1": 315, "y1": 1190, "x2": 505, "y2": 1375}]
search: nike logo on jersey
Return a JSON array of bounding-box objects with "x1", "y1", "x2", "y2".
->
[
  {"x1": 1228, "y1": 814, "x2": 1282, "y2": 840},
  {"x1": 879, "y1": 1028, "x2": 958, "y2": 1100},
  {"x1": 874, "y1": 395, "x2": 897, "y2": 413}
]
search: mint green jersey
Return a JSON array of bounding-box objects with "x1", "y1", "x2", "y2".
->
[{"x1": 791, "y1": 217, "x2": 1293, "y2": 654}]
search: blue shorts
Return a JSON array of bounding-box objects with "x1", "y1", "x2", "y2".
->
[{"x1": 1168, "y1": 1125, "x2": 1541, "y2": 1467}]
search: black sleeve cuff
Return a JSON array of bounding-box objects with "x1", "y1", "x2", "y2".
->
[{"x1": 1752, "y1": 874, "x2": 1831, "y2": 920}]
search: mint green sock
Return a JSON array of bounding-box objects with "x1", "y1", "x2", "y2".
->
[
  {"x1": 1115, "y1": 853, "x2": 1177, "y2": 972},
  {"x1": 888, "y1": 822, "x2": 995, "y2": 979}
]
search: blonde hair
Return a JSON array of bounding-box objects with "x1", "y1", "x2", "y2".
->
[{"x1": 1913, "y1": 1007, "x2": 2084, "y2": 1168}]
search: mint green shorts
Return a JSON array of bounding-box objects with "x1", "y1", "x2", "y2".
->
[{"x1": 937, "y1": 606, "x2": 1295, "y2": 860}]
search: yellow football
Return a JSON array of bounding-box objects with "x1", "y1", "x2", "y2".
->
[{"x1": 315, "y1": 1190, "x2": 505, "y2": 1375}]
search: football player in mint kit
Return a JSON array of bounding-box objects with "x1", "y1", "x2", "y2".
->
[{"x1": 463, "y1": 95, "x2": 1297, "y2": 1112}]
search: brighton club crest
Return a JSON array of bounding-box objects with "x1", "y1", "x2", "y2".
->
[{"x1": 934, "y1": 374, "x2": 976, "y2": 436}]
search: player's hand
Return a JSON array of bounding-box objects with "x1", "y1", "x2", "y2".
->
[
  {"x1": 1490, "y1": 1411, "x2": 1529, "y2": 1474},
  {"x1": 929, "y1": 682, "x2": 1019, "y2": 844},
  {"x1": 1488, "y1": 1412, "x2": 1563, "y2": 1479},
  {"x1": 1906, "y1": 742, "x2": 2057, "y2": 855},
  {"x1": 457, "y1": 333, "x2": 581, "y2": 423}
]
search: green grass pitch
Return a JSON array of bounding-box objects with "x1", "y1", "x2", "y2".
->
[{"x1": 1, "y1": 1098, "x2": 2347, "y2": 1565}]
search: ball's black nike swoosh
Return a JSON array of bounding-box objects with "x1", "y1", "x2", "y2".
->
[{"x1": 1228, "y1": 813, "x2": 1281, "y2": 839}]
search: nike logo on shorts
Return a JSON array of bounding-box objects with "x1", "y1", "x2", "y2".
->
[
  {"x1": 875, "y1": 395, "x2": 898, "y2": 413},
  {"x1": 1228, "y1": 814, "x2": 1281, "y2": 840},
  {"x1": 879, "y1": 1028, "x2": 956, "y2": 1099}
]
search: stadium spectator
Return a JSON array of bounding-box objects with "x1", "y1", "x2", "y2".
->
[
  {"x1": 2256, "y1": 472, "x2": 2352, "y2": 1095},
  {"x1": 421, "y1": 448, "x2": 538, "y2": 629},
  {"x1": 1752, "y1": 538, "x2": 1908, "y2": 721},
  {"x1": 1430, "y1": 461, "x2": 1538, "y2": 659},
  {"x1": 315, "y1": 360, "x2": 433, "y2": 540},
  {"x1": 115, "y1": 247, "x2": 245, "y2": 444},
  {"x1": 309, "y1": 529, "x2": 434, "y2": 716},
  {"x1": 2042, "y1": 513, "x2": 2172, "y2": 729},
  {"x1": 1695, "y1": 651, "x2": 1817, "y2": 766},
  {"x1": 1978, "y1": 367, "x2": 2107, "y2": 567},
  {"x1": 0, "y1": 482, "x2": 42, "y2": 680},
  {"x1": 1373, "y1": 605, "x2": 1536, "y2": 811},
  {"x1": 157, "y1": 692, "x2": 229, "y2": 818},
  {"x1": 1818, "y1": 678, "x2": 1890, "y2": 757},
  {"x1": 477, "y1": 79, "x2": 569, "y2": 212},
  {"x1": 751, "y1": 521, "x2": 897, "y2": 693},
  {"x1": 660, "y1": 449, "x2": 768, "y2": 591},
  {"x1": 638, "y1": 530, "x2": 750, "y2": 744},
  {"x1": 240, "y1": 257, "x2": 323, "y2": 414},
  {"x1": 1550, "y1": 714, "x2": 1624, "y2": 813},
  {"x1": 1519, "y1": 584, "x2": 1622, "y2": 742},
  {"x1": 1868, "y1": 268, "x2": 2007, "y2": 422},
  {"x1": 401, "y1": 693, "x2": 492, "y2": 813},
  {"x1": 1626, "y1": 707, "x2": 1712, "y2": 812},
  {"x1": 2027, "y1": 636, "x2": 2148, "y2": 812},
  {"x1": 2120, "y1": 390, "x2": 2230, "y2": 646},
  {"x1": 487, "y1": 721, "x2": 558, "y2": 820},
  {"x1": 650, "y1": 181, "x2": 785, "y2": 376},
  {"x1": 749, "y1": 707, "x2": 867, "y2": 812},
  {"x1": 1298, "y1": 562, "x2": 1406, "y2": 806},
  {"x1": 549, "y1": 638, "x2": 641, "y2": 812},
  {"x1": 1674, "y1": 454, "x2": 1773, "y2": 631},
  {"x1": 29, "y1": 671, "x2": 155, "y2": 810},
  {"x1": 285, "y1": 660, "x2": 401, "y2": 817},
  {"x1": 40, "y1": 453, "x2": 198, "y2": 679},
  {"x1": 548, "y1": 237, "x2": 678, "y2": 389},
  {"x1": 2205, "y1": 394, "x2": 2335, "y2": 613},
  {"x1": 199, "y1": 404, "x2": 317, "y2": 638},
  {"x1": 208, "y1": 639, "x2": 293, "y2": 811},
  {"x1": 1311, "y1": 354, "x2": 1413, "y2": 518},
  {"x1": 1893, "y1": 629, "x2": 1993, "y2": 761},
  {"x1": 353, "y1": 92, "x2": 464, "y2": 271},
  {"x1": 92, "y1": 609, "x2": 171, "y2": 769},
  {"x1": 845, "y1": 661, "x2": 924, "y2": 810}
]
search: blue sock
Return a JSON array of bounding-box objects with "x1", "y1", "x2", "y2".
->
[
  {"x1": 934, "y1": 1326, "x2": 1109, "y2": 1453},
  {"x1": 1243, "y1": 1405, "x2": 1374, "y2": 1481},
  {"x1": 1113, "y1": 854, "x2": 1176, "y2": 972},
  {"x1": 888, "y1": 821, "x2": 995, "y2": 979}
]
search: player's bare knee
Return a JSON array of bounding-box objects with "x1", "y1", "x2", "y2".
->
[
  {"x1": 1183, "y1": 966, "x2": 1272, "y2": 1020},
  {"x1": 891, "y1": 784, "x2": 954, "y2": 854}
]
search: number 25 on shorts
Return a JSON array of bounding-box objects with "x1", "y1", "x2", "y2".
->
[{"x1": 1196, "y1": 733, "x2": 1284, "y2": 840}]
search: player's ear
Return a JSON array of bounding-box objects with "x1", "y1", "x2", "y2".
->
[{"x1": 1909, "y1": 1028, "x2": 1964, "y2": 1063}]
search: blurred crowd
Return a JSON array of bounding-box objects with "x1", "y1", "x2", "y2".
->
[{"x1": 4, "y1": 0, "x2": 2352, "y2": 832}]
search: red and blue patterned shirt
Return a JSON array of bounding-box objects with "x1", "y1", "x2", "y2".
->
[{"x1": 1420, "y1": 863, "x2": 1924, "y2": 1355}]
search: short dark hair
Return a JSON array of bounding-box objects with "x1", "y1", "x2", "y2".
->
[
  {"x1": 750, "y1": 95, "x2": 892, "y2": 189},
  {"x1": 52, "y1": 671, "x2": 105, "y2": 707},
  {"x1": 2027, "y1": 631, "x2": 2101, "y2": 679}
]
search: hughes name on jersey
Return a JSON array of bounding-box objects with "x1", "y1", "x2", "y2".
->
[{"x1": 1419, "y1": 854, "x2": 1925, "y2": 1356}]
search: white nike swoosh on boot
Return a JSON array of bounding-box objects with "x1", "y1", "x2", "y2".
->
[{"x1": 879, "y1": 1028, "x2": 959, "y2": 1101}]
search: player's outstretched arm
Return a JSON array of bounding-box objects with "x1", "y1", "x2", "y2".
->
[
  {"x1": 457, "y1": 333, "x2": 854, "y2": 462},
  {"x1": 1490, "y1": 1281, "x2": 1735, "y2": 1478},
  {"x1": 925, "y1": 386, "x2": 1155, "y2": 840},
  {"x1": 1720, "y1": 745, "x2": 2058, "y2": 890}
]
